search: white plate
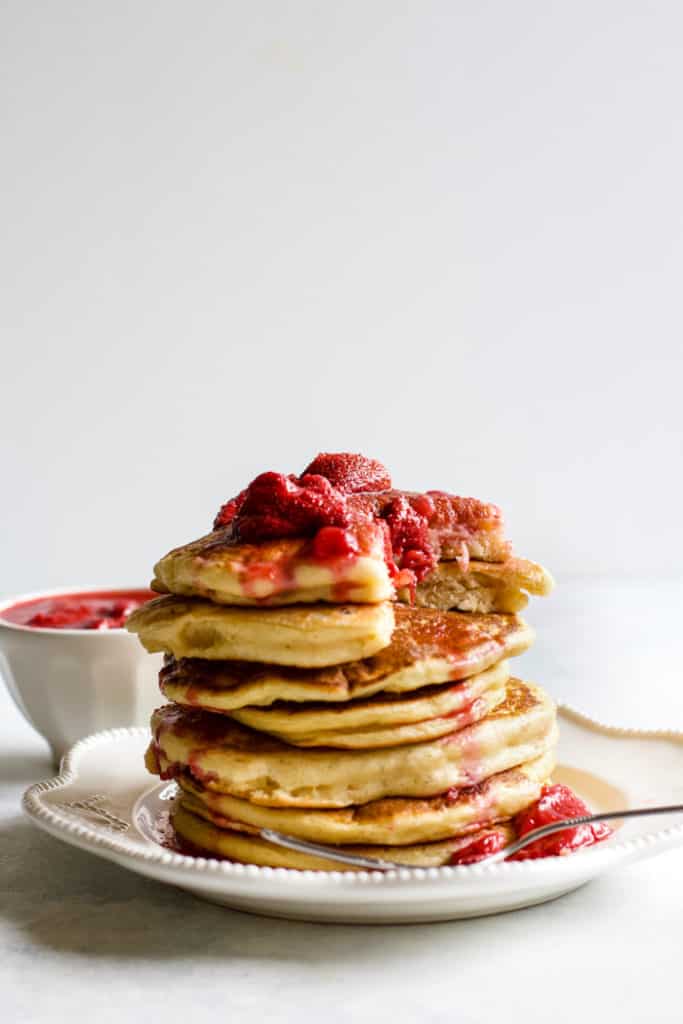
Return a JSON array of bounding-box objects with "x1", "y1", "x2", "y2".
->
[{"x1": 22, "y1": 709, "x2": 683, "y2": 923}]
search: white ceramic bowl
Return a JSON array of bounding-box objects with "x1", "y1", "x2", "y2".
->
[{"x1": 0, "y1": 586, "x2": 162, "y2": 764}]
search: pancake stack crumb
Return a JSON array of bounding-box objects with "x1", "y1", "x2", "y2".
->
[{"x1": 127, "y1": 452, "x2": 559, "y2": 869}]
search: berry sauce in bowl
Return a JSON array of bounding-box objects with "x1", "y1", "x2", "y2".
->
[
  {"x1": 0, "y1": 586, "x2": 162, "y2": 763},
  {"x1": 1, "y1": 589, "x2": 156, "y2": 632}
]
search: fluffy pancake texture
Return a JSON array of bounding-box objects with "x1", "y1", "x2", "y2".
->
[
  {"x1": 158, "y1": 606, "x2": 533, "y2": 710},
  {"x1": 411, "y1": 558, "x2": 555, "y2": 614},
  {"x1": 151, "y1": 521, "x2": 393, "y2": 606},
  {"x1": 126, "y1": 595, "x2": 395, "y2": 667},
  {"x1": 177, "y1": 750, "x2": 553, "y2": 847},
  {"x1": 147, "y1": 678, "x2": 557, "y2": 807},
  {"x1": 171, "y1": 806, "x2": 516, "y2": 869},
  {"x1": 227, "y1": 662, "x2": 509, "y2": 748}
]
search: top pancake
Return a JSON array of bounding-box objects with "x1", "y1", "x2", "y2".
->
[
  {"x1": 151, "y1": 521, "x2": 392, "y2": 606},
  {"x1": 150, "y1": 491, "x2": 514, "y2": 608}
]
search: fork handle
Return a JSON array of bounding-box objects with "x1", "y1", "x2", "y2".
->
[
  {"x1": 261, "y1": 803, "x2": 683, "y2": 872},
  {"x1": 485, "y1": 803, "x2": 683, "y2": 864}
]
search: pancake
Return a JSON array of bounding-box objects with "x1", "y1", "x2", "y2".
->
[
  {"x1": 409, "y1": 557, "x2": 555, "y2": 614},
  {"x1": 147, "y1": 678, "x2": 558, "y2": 807},
  {"x1": 228, "y1": 662, "x2": 509, "y2": 748},
  {"x1": 158, "y1": 607, "x2": 533, "y2": 710},
  {"x1": 126, "y1": 595, "x2": 395, "y2": 667},
  {"x1": 151, "y1": 521, "x2": 393, "y2": 607},
  {"x1": 171, "y1": 805, "x2": 516, "y2": 870},
  {"x1": 177, "y1": 750, "x2": 554, "y2": 847}
]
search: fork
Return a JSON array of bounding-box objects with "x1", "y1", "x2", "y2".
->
[{"x1": 261, "y1": 802, "x2": 683, "y2": 870}]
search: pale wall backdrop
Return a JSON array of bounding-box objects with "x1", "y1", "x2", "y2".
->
[{"x1": 3, "y1": 1, "x2": 683, "y2": 595}]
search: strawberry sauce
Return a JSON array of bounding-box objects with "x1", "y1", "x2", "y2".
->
[
  {"x1": 1, "y1": 590, "x2": 156, "y2": 630},
  {"x1": 511, "y1": 783, "x2": 612, "y2": 859},
  {"x1": 449, "y1": 784, "x2": 612, "y2": 864}
]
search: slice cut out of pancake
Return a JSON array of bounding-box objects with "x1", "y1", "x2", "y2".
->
[
  {"x1": 126, "y1": 595, "x2": 394, "y2": 667},
  {"x1": 227, "y1": 662, "x2": 508, "y2": 748},
  {"x1": 408, "y1": 557, "x2": 555, "y2": 614},
  {"x1": 147, "y1": 678, "x2": 558, "y2": 807},
  {"x1": 171, "y1": 805, "x2": 516, "y2": 870},
  {"x1": 158, "y1": 607, "x2": 533, "y2": 710},
  {"x1": 151, "y1": 521, "x2": 392, "y2": 606},
  {"x1": 177, "y1": 749, "x2": 554, "y2": 847}
]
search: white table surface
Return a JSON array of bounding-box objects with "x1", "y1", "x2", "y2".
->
[{"x1": 2, "y1": 579, "x2": 682, "y2": 1023}]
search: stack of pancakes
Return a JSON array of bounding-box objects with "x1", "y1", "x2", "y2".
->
[{"x1": 127, "y1": 475, "x2": 556, "y2": 870}]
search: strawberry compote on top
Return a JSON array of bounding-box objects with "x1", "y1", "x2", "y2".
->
[
  {"x1": 212, "y1": 453, "x2": 508, "y2": 593},
  {"x1": 213, "y1": 453, "x2": 388, "y2": 535}
]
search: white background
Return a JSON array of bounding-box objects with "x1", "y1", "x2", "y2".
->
[
  {"x1": 3, "y1": 9, "x2": 683, "y2": 1020},
  {"x1": 3, "y1": 1, "x2": 683, "y2": 594}
]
